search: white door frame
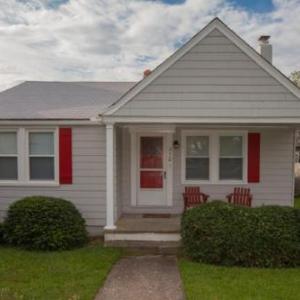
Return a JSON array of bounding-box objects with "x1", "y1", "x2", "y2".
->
[{"x1": 129, "y1": 126, "x2": 174, "y2": 207}]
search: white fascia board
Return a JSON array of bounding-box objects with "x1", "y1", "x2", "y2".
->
[
  {"x1": 103, "y1": 18, "x2": 300, "y2": 117},
  {"x1": 0, "y1": 119, "x2": 101, "y2": 126},
  {"x1": 102, "y1": 116, "x2": 300, "y2": 125}
]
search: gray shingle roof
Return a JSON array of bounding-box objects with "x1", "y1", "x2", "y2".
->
[{"x1": 0, "y1": 81, "x2": 136, "y2": 119}]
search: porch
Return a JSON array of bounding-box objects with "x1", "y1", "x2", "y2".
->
[
  {"x1": 103, "y1": 123, "x2": 295, "y2": 246},
  {"x1": 104, "y1": 214, "x2": 181, "y2": 249}
]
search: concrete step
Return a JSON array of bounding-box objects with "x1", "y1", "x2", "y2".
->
[
  {"x1": 105, "y1": 231, "x2": 181, "y2": 243},
  {"x1": 104, "y1": 231, "x2": 182, "y2": 253},
  {"x1": 105, "y1": 242, "x2": 182, "y2": 255},
  {"x1": 111, "y1": 216, "x2": 181, "y2": 234}
]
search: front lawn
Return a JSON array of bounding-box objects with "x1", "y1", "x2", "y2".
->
[
  {"x1": 0, "y1": 244, "x2": 121, "y2": 300},
  {"x1": 179, "y1": 259, "x2": 300, "y2": 300}
]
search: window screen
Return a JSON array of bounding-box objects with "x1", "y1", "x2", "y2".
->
[
  {"x1": 219, "y1": 136, "x2": 243, "y2": 180},
  {"x1": 29, "y1": 132, "x2": 54, "y2": 180},
  {"x1": 0, "y1": 132, "x2": 18, "y2": 180},
  {"x1": 185, "y1": 136, "x2": 209, "y2": 180}
]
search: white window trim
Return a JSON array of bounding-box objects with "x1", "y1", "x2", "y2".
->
[
  {"x1": 0, "y1": 127, "x2": 59, "y2": 186},
  {"x1": 181, "y1": 130, "x2": 248, "y2": 185},
  {"x1": 25, "y1": 128, "x2": 59, "y2": 184}
]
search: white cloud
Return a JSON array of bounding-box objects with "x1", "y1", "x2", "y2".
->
[{"x1": 0, "y1": 0, "x2": 299, "y2": 91}]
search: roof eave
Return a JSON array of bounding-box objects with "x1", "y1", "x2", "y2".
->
[
  {"x1": 0, "y1": 118, "x2": 102, "y2": 126},
  {"x1": 102, "y1": 115, "x2": 300, "y2": 126}
]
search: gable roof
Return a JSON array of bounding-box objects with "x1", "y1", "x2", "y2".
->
[
  {"x1": 104, "y1": 17, "x2": 300, "y2": 117},
  {"x1": 0, "y1": 81, "x2": 135, "y2": 120}
]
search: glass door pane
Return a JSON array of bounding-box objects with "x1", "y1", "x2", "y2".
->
[
  {"x1": 140, "y1": 136, "x2": 163, "y2": 189},
  {"x1": 140, "y1": 137, "x2": 163, "y2": 169}
]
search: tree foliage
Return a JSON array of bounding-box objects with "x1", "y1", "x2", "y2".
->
[{"x1": 290, "y1": 71, "x2": 300, "y2": 87}]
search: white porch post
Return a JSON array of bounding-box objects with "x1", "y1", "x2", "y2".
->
[{"x1": 105, "y1": 123, "x2": 116, "y2": 230}]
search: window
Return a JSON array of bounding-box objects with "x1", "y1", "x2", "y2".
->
[
  {"x1": 219, "y1": 136, "x2": 243, "y2": 180},
  {"x1": 0, "y1": 128, "x2": 57, "y2": 184},
  {"x1": 185, "y1": 136, "x2": 209, "y2": 181},
  {"x1": 29, "y1": 132, "x2": 55, "y2": 180},
  {"x1": 182, "y1": 131, "x2": 246, "y2": 184},
  {"x1": 0, "y1": 132, "x2": 18, "y2": 180}
]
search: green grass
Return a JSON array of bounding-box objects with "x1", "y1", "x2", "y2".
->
[
  {"x1": 0, "y1": 244, "x2": 121, "y2": 300},
  {"x1": 179, "y1": 259, "x2": 300, "y2": 300},
  {"x1": 294, "y1": 196, "x2": 300, "y2": 208}
]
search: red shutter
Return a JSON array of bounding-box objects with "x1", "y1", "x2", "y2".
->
[
  {"x1": 248, "y1": 133, "x2": 260, "y2": 183},
  {"x1": 59, "y1": 128, "x2": 73, "y2": 184}
]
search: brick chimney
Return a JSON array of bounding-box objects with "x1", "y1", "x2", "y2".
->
[{"x1": 143, "y1": 69, "x2": 152, "y2": 78}]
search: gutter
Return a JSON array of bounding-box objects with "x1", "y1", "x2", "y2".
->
[{"x1": 0, "y1": 118, "x2": 102, "y2": 126}]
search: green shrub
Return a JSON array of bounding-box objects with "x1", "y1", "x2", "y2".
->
[
  {"x1": 4, "y1": 196, "x2": 88, "y2": 251},
  {"x1": 0, "y1": 223, "x2": 4, "y2": 244},
  {"x1": 181, "y1": 201, "x2": 300, "y2": 268}
]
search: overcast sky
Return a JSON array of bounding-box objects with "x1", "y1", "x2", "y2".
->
[{"x1": 0, "y1": 0, "x2": 299, "y2": 91}]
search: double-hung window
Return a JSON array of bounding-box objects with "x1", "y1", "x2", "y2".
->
[
  {"x1": 0, "y1": 128, "x2": 57, "y2": 184},
  {"x1": 29, "y1": 132, "x2": 55, "y2": 181},
  {"x1": 182, "y1": 131, "x2": 246, "y2": 183},
  {"x1": 0, "y1": 132, "x2": 18, "y2": 180},
  {"x1": 184, "y1": 135, "x2": 209, "y2": 181},
  {"x1": 219, "y1": 135, "x2": 243, "y2": 180}
]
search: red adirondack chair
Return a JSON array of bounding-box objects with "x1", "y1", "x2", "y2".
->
[
  {"x1": 226, "y1": 187, "x2": 252, "y2": 207},
  {"x1": 182, "y1": 187, "x2": 209, "y2": 211}
]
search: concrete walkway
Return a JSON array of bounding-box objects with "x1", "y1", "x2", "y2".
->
[{"x1": 95, "y1": 256, "x2": 185, "y2": 300}]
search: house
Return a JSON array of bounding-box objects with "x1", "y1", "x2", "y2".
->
[
  {"x1": 0, "y1": 18, "x2": 299, "y2": 247},
  {"x1": 294, "y1": 131, "x2": 300, "y2": 194}
]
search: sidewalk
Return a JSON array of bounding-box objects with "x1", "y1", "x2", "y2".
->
[{"x1": 95, "y1": 255, "x2": 185, "y2": 300}]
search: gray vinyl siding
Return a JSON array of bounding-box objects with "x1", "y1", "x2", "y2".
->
[
  {"x1": 120, "y1": 127, "x2": 294, "y2": 214},
  {"x1": 0, "y1": 126, "x2": 106, "y2": 236},
  {"x1": 115, "y1": 29, "x2": 300, "y2": 117},
  {"x1": 0, "y1": 125, "x2": 294, "y2": 226}
]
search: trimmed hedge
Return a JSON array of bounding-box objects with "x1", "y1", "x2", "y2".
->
[
  {"x1": 181, "y1": 201, "x2": 300, "y2": 268},
  {"x1": 4, "y1": 196, "x2": 88, "y2": 251},
  {"x1": 0, "y1": 223, "x2": 4, "y2": 244}
]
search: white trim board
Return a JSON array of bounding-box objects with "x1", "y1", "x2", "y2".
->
[
  {"x1": 102, "y1": 116, "x2": 300, "y2": 125},
  {"x1": 0, "y1": 120, "x2": 100, "y2": 126},
  {"x1": 103, "y1": 18, "x2": 300, "y2": 116},
  {"x1": 128, "y1": 125, "x2": 176, "y2": 134}
]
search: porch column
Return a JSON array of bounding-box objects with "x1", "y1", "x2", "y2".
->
[{"x1": 105, "y1": 123, "x2": 116, "y2": 230}]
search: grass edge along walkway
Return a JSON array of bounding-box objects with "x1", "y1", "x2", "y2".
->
[
  {"x1": 179, "y1": 258, "x2": 300, "y2": 300},
  {"x1": 0, "y1": 244, "x2": 122, "y2": 300}
]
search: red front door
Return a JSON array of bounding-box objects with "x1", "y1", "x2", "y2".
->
[{"x1": 137, "y1": 135, "x2": 167, "y2": 206}]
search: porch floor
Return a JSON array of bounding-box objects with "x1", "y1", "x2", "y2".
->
[{"x1": 112, "y1": 214, "x2": 181, "y2": 233}]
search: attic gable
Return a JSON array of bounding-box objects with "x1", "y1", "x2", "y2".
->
[{"x1": 104, "y1": 18, "x2": 300, "y2": 119}]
